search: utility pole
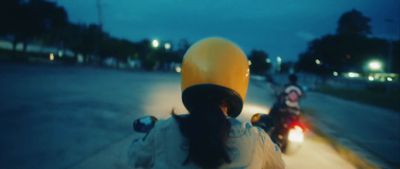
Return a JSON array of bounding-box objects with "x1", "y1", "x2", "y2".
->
[
  {"x1": 94, "y1": 0, "x2": 103, "y2": 64},
  {"x1": 96, "y1": 0, "x2": 103, "y2": 30},
  {"x1": 385, "y1": 19, "x2": 394, "y2": 73}
]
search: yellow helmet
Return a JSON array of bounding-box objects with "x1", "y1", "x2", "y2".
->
[{"x1": 181, "y1": 37, "x2": 250, "y2": 118}]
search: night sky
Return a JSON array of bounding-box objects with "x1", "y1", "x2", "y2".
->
[{"x1": 53, "y1": 0, "x2": 399, "y2": 61}]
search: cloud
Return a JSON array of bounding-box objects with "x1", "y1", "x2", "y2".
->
[{"x1": 296, "y1": 31, "x2": 316, "y2": 41}]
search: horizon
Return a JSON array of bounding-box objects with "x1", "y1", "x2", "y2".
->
[{"x1": 53, "y1": 0, "x2": 399, "y2": 61}]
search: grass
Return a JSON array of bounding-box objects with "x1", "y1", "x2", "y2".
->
[{"x1": 316, "y1": 85, "x2": 400, "y2": 112}]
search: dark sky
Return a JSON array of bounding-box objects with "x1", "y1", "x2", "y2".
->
[{"x1": 53, "y1": 0, "x2": 399, "y2": 61}]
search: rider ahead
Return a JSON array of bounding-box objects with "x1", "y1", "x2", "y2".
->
[
  {"x1": 128, "y1": 37, "x2": 284, "y2": 169},
  {"x1": 282, "y1": 74, "x2": 303, "y2": 114}
]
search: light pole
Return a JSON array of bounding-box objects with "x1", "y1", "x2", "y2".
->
[
  {"x1": 96, "y1": 0, "x2": 103, "y2": 29},
  {"x1": 384, "y1": 18, "x2": 399, "y2": 73},
  {"x1": 276, "y1": 56, "x2": 282, "y2": 73}
]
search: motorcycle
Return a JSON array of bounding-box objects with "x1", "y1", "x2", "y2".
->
[
  {"x1": 251, "y1": 112, "x2": 304, "y2": 154},
  {"x1": 251, "y1": 91, "x2": 305, "y2": 154},
  {"x1": 132, "y1": 116, "x2": 158, "y2": 133}
]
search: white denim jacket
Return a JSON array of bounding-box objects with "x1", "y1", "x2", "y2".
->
[{"x1": 128, "y1": 117, "x2": 285, "y2": 169}]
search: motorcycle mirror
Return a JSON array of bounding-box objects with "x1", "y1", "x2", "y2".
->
[
  {"x1": 250, "y1": 113, "x2": 272, "y2": 129},
  {"x1": 133, "y1": 116, "x2": 158, "y2": 133},
  {"x1": 250, "y1": 113, "x2": 263, "y2": 125}
]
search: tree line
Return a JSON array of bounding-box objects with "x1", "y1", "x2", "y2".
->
[
  {"x1": 0, "y1": 0, "x2": 192, "y2": 70},
  {"x1": 297, "y1": 9, "x2": 400, "y2": 75},
  {"x1": 4, "y1": 2, "x2": 394, "y2": 75}
]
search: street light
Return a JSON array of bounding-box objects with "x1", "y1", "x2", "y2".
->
[
  {"x1": 276, "y1": 56, "x2": 282, "y2": 73},
  {"x1": 315, "y1": 59, "x2": 321, "y2": 65},
  {"x1": 151, "y1": 39, "x2": 160, "y2": 48},
  {"x1": 277, "y1": 56, "x2": 282, "y2": 63},
  {"x1": 164, "y1": 43, "x2": 171, "y2": 50},
  {"x1": 368, "y1": 60, "x2": 383, "y2": 71}
]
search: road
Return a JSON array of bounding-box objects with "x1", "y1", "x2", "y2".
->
[{"x1": 0, "y1": 64, "x2": 355, "y2": 169}]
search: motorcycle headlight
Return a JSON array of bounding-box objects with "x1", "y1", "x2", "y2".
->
[{"x1": 288, "y1": 126, "x2": 304, "y2": 143}]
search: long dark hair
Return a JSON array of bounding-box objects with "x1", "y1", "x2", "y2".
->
[{"x1": 172, "y1": 101, "x2": 232, "y2": 169}]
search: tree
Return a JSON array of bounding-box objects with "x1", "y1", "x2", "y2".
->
[
  {"x1": 248, "y1": 50, "x2": 271, "y2": 75},
  {"x1": 280, "y1": 61, "x2": 296, "y2": 74},
  {"x1": 390, "y1": 41, "x2": 400, "y2": 73},
  {"x1": 296, "y1": 9, "x2": 397, "y2": 75},
  {"x1": 0, "y1": 0, "x2": 23, "y2": 38},
  {"x1": 337, "y1": 9, "x2": 371, "y2": 37},
  {"x1": 39, "y1": 1, "x2": 69, "y2": 50},
  {"x1": 0, "y1": 0, "x2": 68, "y2": 52},
  {"x1": 297, "y1": 33, "x2": 390, "y2": 75},
  {"x1": 99, "y1": 37, "x2": 137, "y2": 61},
  {"x1": 176, "y1": 39, "x2": 191, "y2": 56}
]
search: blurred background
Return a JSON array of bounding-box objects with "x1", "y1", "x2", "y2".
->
[{"x1": 0, "y1": 0, "x2": 399, "y2": 169}]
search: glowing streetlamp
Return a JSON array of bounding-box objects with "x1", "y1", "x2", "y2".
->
[
  {"x1": 368, "y1": 60, "x2": 383, "y2": 71},
  {"x1": 175, "y1": 66, "x2": 181, "y2": 73},
  {"x1": 164, "y1": 43, "x2": 171, "y2": 50},
  {"x1": 315, "y1": 59, "x2": 321, "y2": 65},
  {"x1": 276, "y1": 56, "x2": 282, "y2": 63},
  {"x1": 151, "y1": 39, "x2": 160, "y2": 48},
  {"x1": 276, "y1": 56, "x2": 282, "y2": 73}
]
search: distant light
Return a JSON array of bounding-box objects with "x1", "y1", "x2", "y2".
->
[
  {"x1": 175, "y1": 66, "x2": 181, "y2": 73},
  {"x1": 368, "y1": 60, "x2": 382, "y2": 71},
  {"x1": 151, "y1": 39, "x2": 159, "y2": 48},
  {"x1": 277, "y1": 56, "x2": 282, "y2": 63},
  {"x1": 266, "y1": 58, "x2": 271, "y2": 63},
  {"x1": 248, "y1": 60, "x2": 252, "y2": 66},
  {"x1": 387, "y1": 77, "x2": 393, "y2": 82},
  {"x1": 368, "y1": 76, "x2": 374, "y2": 81},
  {"x1": 348, "y1": 72, "x2": 360, "y2": 78},
  {"x1": 49, "y1": 53, "x2": 55, "y2": 61},
  {"x1": 164, "y1": 43, "x2": 171, "y2": 50},
  {"x1": 77, "y1": 54, "x2": 84, "y2": 63},
  {"x1": 58, "y1": 51, "x2": 63, "y2": 58},
  {"x1": 333, "y1": 71, "x2": 339, "y2": 76},
  {"x1": 315, "y1": 59, "x2": 321, "y2": 65}
]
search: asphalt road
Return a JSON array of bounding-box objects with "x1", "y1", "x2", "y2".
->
[{"x1": 0, "y1": 64, "x2": 355, "y2": 169}]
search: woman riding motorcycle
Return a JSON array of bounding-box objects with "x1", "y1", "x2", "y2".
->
[{"x1": 128, "y1": 37, "x2": 285, "y2": 169}]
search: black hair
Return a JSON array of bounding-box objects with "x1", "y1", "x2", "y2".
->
[{"x1": 172, "y1": 101, "x2": 232, "y2": 169}]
